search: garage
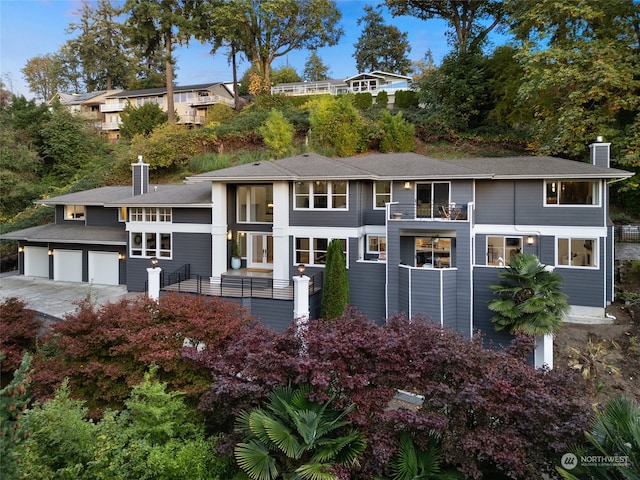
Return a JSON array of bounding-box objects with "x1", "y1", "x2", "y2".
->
[
  {"x1": 53, "y1": 249, "x2": 83, "y2": 282},
  {"x1": 24, "y1": 246, "x2": 49, "y2": 278},
  {"x1": 88, "y1": 251, "x2": 120, "y2": 285}
]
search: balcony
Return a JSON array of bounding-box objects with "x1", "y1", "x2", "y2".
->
[
  {"x1": 100, "y1": 102, "x2": 127, "y2": 112},
  {"x1": 101, "y1": 121, "x2": 122, "y2": 131},
  {"x1": 388, "y1": 203, "x2": 469, "y2": 221},
  {"x1": 190, "y1": 95, "x2": 234, "y2": 106},
  {"x1": 271, "y1": 82, "x2": 341, "y2": 96}
]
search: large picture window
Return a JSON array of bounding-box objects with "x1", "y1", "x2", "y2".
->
[
  {"x1": 130, "y1": 232, "x2": 172, "y2": 258},
  {"x1": 557, "y1": 238, "x2": 596, "y2": 267},
  {"x1": 374, "y1": 181, "x2": 391, "y2": 209},
  {"x1": 295, "y1": 237, "x2": 347, "y2": 266},
  {"x1": 487, "y1": 236, "x2": 522, "y2": 266},
  {"x1": 545, "y1": 180, "x2": 599, "y2": 205},
  {"x1": 295, "y1": 181, "x2": 348, "y2": 210},
  {"x1": 237, "y1": 185, "x2": 273, "y2": 223}
]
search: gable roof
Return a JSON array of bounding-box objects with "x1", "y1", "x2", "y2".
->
[
  {"x1": 344, "y1": 71, "x2": 412, "y2": 82},
  {"x1": 108, "y1": 83, "x2": 231, "y2": 99},
  {"x1": 186, "y1": 152, "x2": 633, "y2": 183},
  {"x1": 37, "y1": 187, "x2": 132, "y2": 206}
]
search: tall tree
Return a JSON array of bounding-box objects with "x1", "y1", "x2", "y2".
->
[
  {"x1": 507, "y1": 0, "x2": 640, "y2": 158},
  {"x1": 124, "y1": 0, "x2": 198, "y2": 123},
  {"x1": 303, "y1": 51, "x2": 330, "y2": 81},
  {"x1": 321, "y1": 239, "x2": 350, "y2": 320},
  {"x1": 21, "y1": 54, "x2": 65, "y2": 102},
  {"x1": 385, "y1": 0, "x2": 504, "y2": 55},
  {"x1": 65, "y1": 0, "x2": 134, "y2": 91},
  {"x1": 203, "y1": 0, "x2": 343, "y2": 93},
  {"x1": 354, "y1": 5, "x2": 412, "y2": 75}
]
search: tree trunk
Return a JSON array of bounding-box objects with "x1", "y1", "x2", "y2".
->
[{"x1": 165, "y1": 31, "x2": 175, "y2": 124}]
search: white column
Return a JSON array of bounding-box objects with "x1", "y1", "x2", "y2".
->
[
  {"x1": 147, "y1": 267, "x2": 162, "y2": 301},
  {"x1": 293, "y1": 274, "x2": 310, "y2": 321},
  {"x1": 534, "y1": 333, "x2": 554, "y2": 370},
  {"x1": 272, "y1": 181, "x2": 290, "y2": 287},
  {"x1": 210, "y1": 183, "x2": 228, "y2": 282}
]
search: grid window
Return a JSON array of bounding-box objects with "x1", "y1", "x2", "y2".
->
[
  {"x1": 129, "y1": 207, "x2": 172, "y2": 223},
  {"x1": 294, "y1": 181, "x2": 348, "y2": 210},
  {"x1": 295, "y1": 237, "x2": 347, "y2": 266},
  {"x1": 130, "y1": 232, "x2": 172, "y2": 258},
  {"x1": 374, "y1": 181, "x2": 391, "y2": 208}
]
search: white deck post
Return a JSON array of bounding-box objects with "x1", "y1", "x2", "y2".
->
[{"x1": 147, "y1": 266, "x2": 162, "y2": 301}]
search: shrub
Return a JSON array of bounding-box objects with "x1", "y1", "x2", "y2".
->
[
  {"x1": 353, "y1": 92, "x2": 373, "y2": 109},
  {"x1": 394, "y1": 89, "x2": 419, "y2": 108},
  {"x1": 378, "y1": 110, "x2": 416, "y2": 153},
  {"x1": 0, "y1": 297, "x2": 40, "y2": 374},
  {"x1": 259, "y1": 109, "x2": 294, "y2": 159}
]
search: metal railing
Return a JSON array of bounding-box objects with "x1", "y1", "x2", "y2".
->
[
  {"x1": 388, "y1": 203, "x2": 469, "y2": 221},
  {"x1": 615, "y1": 225, "x2": 640, "y2": 243},
  {"x1": 161, "y1": 264, "x2": 191, "y2": 288}
]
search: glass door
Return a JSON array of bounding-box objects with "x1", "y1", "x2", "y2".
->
[{"x1": 249, "y1": 234, "x2": 273, "y2": 268}]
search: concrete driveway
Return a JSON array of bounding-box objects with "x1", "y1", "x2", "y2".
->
[{"x1": 0, "y1": 273, "x2": 138, "y2": 319}]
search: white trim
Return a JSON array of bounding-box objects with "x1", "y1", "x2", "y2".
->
[
  {"x1": 373, "y1": 180, "x2": 392, "y2": 210},
  {"x1": 125, "y1": 222, "x2": 210, "y2": 234},
  {"x1": 473, "y1": 225, "x2": 608, "y2": 237}
]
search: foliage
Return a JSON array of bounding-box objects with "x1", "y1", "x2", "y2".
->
[
  {"x1": 508, "y1": 0, "x2": 640, "y2": 158},
  {"x1": 190, "y1": 312, "x2": 590, "y2": 479},
  {"x1": 259, "y1": 109, "x2": 295, "y2": 159},
  {"x1": 557, "y1": 396, "x2": 640, "y2": 480},
  {"x1": 394, "y1": 89, "x2": 418, "y2": 109},
  {"x1": 303, "y1": 51, "x2": 330, "y2": 81},
  {"x1": 389, "y1": 432, "x2": 461, "y2": 480},
  {"x1": 271, "y1": 65, "x2": 302, "y2": 85},
  {"x1": 308, "y1": 95, "x2": 366, "y2": 157},
  {"x1": 188, "y1": 152, "x2": 233, "y2": 173},
  {"x1": 489, "y1": 253, "x2": 570, "y2": 336},
  {"x1": 385, "y1": 0, "x2": 504, "y2": 54},
  {"x1": 130, "y1": 123, "x2": 209, "y2": 170},
  {"x1": 204, "y1": 0, "x2": 343, "y2": 90},
  {"x1": 31, "y1": 292, "x2": 252, "y2": 415},
  {"x1": 354, "y1": 5, "x2": 412, "y2": 75},
  {"x1": 568, "y1": 339, "x2": 621, "y2": 394},
  {"x1": 378, "y1": 110, "x2": 415, "y2": 153},
  {"x1": 19, "y1": 374, "x2": 232, "y2": 479},
  {"x1": 119, "y1": 101, "x2": 169, "y2": 139},
  {"x1": 353, "y1": 92, "x2": 373, "y2": 110},
  {"x1": 21, "y1": 54, "x2": 66, "y2": 101},
  {"x1": 0, "y1": 353, "x2": 33, "y2": 479},
  {"x1": 234, "y1": 384, "x2": 366, "y2": 480},
  {"x1": 375, "y1": 90, "x2": 388, "y2": 108},
  {"x1": 0, "y1": 297, "x2": 41, "y2": 374},
  {"x1": 321, "y1": 239, "x2": 350, "y2": 320}
]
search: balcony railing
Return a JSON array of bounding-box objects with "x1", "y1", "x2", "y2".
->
[
  {"x1": 191, "y1": 95, "x2": 234, "y2": 106},
  {"x1": 101, "y1": 121, "x2": 122, "y2": 130},
  {"x1": 388, "y1": 203, "x2": 469, "y2": 221},
  {"x1": 100, "y1": 102, "x2": 127, "y2": 112}
]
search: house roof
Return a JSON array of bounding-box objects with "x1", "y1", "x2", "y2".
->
[
  {"x1": 186, "y1": 152, "x2": 633, "y2": 183},
  {"x1": 0, "y1": 224, "x2": 126, "y2": 245},
  {"x1": 37, "y1": 187, "x2": 132, "y2": 206},
  {"x1": 106, "y1": 182, "x2": 212, "y2": 207},
  {"x1": 344, "y1": 71, "x2": 412, "y2": 82},
  {"x1": 107, "y1": 83, "x2": 229, "y2": 99}
]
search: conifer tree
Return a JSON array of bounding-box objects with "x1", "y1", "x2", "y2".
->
[{"x1": 321, "y1": 239, "x2": 350, "y2": 319}]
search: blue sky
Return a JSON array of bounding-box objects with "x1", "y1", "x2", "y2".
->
[{"x1": 0, "y1": 0, "x2": 498, "y2": 100}]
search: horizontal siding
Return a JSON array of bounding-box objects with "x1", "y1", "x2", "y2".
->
[
  {"x1": 472, "y1": 267, "x2": 514, "y2": 348},
  {"x1": 409, "y1": 269, "x2": 443, "y2": 324},
  {"x1": 250, "y1": 298, "x2": 294, "y2": 332},
  {"x1": 349, "y1": 261, "x2": 386, "y2": 324},
  {"x1": 556, "y1": 267, "x2": 605, "y2": 308},
  {"x1": 87, "y1": 206, "x2": 121, "y2": 226},
  {"x1": 173, "y1": 208, "x2": 212, "y2": 224}
]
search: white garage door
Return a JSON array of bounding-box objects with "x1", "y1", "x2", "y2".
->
[
  {"x1": 53, "y1": 249, "x2": 83, "y2": 282},
  {"x1": 24, "y1": 246, "x2": 49, "y2": 278},
  {"x1": 88, "y1": 251, "x2": 120, "y2": 285}
]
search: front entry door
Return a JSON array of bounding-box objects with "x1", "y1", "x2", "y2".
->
[{"x1": 249, "y1": 234, "x2": 273, "y2": 268}]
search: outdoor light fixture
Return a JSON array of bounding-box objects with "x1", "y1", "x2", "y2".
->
[
  {"x1": 118, "y1": 253, "x2": 126, "y2": 261},
  {"x1": 227, "y1": 230, "x2": 232, "y2": 241},
  {"x1": 527, "y1": 236, "x2": 535, "y2": 246},
  {"x1": 150, "y1": 256, "x2": 159, "y2": 268},
  {"x1": 48, "y1": 249, "x2": 54, "y2": 256},
  {"x1": 297, "y1": 264, "x2": 306, "y2": 276},
  {"x1": 18, "y1": 246, "x2": 24, "y2": 253},
  {"x1": 404, "y1": 181, "x2": 411, "y2": 190}
]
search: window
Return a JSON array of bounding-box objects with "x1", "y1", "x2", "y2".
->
[
  {"x1": 295, "y1": 237, "x2": 347, "y2": 266},
  {"x1": 65, "y1": 205, "x2": 85, "y2": 220},
  {"x1": 118, "y1": 207, "x2": 127, "y2": 222},
  {"x1": 129, "y1": 207, "x2": 172, "y2": 223},
  {"x1": 294, "y1": 181, "x2": 348, "y2": 210},
  {"x1": 374, "y1": 181, "x2": 391, "y2": 209},
  {"x1": 367, "y1": 235, "x2": 386, "y2": 260},
  {"x1": 237, "y1": 185, "x2": 273, "y2": 223},
  {"x1": 545, "y1": 180, "x2": 599, "y2": 205},
  {"x1": 131, "y1": 232, "x2": 172, "y2": 258},
  {"x1": 416, "y1": 182, "x2": 450, "y2": 218},
  {"x1": 487, "y1": 236, "x2": 522, "y2": 266},
  {"x1": 416, "y1": 237, "x2": 452, "y2": 268},
  {"x1": 557, "y1": 238, "x2": 596, "y2": 267}
]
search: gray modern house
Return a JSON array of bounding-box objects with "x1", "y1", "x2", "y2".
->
[{"x1": 3, "y1": 140, "x2": 632, "y2": 342}]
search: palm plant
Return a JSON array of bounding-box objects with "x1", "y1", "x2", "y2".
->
[
  {"x1": 234, "y1": 384, "x2": 366, "y2": 480},
  {"x1": 388, "y1": 432, "x2": 461, "y2": 480},
  {"x1": 488, "y1": 253, "x2": 569, "y2": 336},
  {"x1": 557, "y1": 396, "x2": 640, "y2": 480}
]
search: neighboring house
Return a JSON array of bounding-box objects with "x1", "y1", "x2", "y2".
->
[
  {"x1": 3, "y1": 141, "x2": 632, "y2": 342},
  {"x1": 271, "y1": 71, "x2": 412, "y2": 107},
  {"x1": 49, "y1": 90, "x2": 123, "y2": 131}
]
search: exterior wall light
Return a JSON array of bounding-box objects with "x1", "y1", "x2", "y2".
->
[
  {"x1": 18, "y1": 246, "x2": 24, "y2": 253},
  {"x1": 297, "y1": 263, "x2": 306, "y2": 276},
  {"x1": 118, "y1": 253, "x2": 126, "y2": 260},
  {"x1": 150, "y1": 256, "x2": 159, "y2": 268},
  {"x1": 227, "y1": 230, "x2": 233, "y2": 241},
  {"x1": 527, "y1": 236, "x2": 535, "y2": 245},
  {"x1": 404, "y1": 181, "x2": 412, "y2": 190},
  {"x1": 48, "y1": 249, "x2": 54, "y2": 256}
]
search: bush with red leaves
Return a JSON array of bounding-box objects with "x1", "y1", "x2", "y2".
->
[
  {"x1": 187, "y1": 309, "x2": 590, "y2": 479},
  {"x1": 32, "y1": 292, "x2": 252, "y2": 416},
  {"x1": 0, "y1": 297, "x2": 40, "y2": 374}
]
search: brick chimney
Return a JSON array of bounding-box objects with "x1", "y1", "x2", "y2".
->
[
  {"x1": 131, "y1": 155, "x2": 149, "y2": 196},
  {"x1": 589, "y1": 136, "x2": 611, "y2": 168}
]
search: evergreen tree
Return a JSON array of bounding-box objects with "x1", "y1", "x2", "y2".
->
[
  {"x1": 321, "y1": 239, "x2": 350, "y2": 320},
  {"x1": 303, "y1": 51, "x2": 330, "y2": 81},
  {"x1": 354, "y1": 5, "x2": 412, "y2": 75}
]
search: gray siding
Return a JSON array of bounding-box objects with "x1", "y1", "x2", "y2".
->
[
  {"x1": 173, "y1": 208, "x2": 211, "y2": 224},
  {"x1": 348, "y1": 258, "x2": 386, "y2": 324},
  {"x1": 472, "y1": 267, "x2": 514, "y2": 348},
  {"x1": 87, "y1": 206, "x2": 121, "y2": 226},
  {"x1": 289, "y1": 181, "x2": 363, "y2": 227},
  {"x1": 250, "y1": 298, "x2": 295, "y2": 332},
  {"x1": 475, "y1": 180, "x2": 606, "y2": 227}
]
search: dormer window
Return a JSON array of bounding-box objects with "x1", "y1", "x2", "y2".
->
[
  {"x1": 65, "y1": 205, "x2": 85, "y2": 220},
  {"x1": 545, "y1": 180, "x2": 600, "y2": 206}
]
